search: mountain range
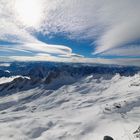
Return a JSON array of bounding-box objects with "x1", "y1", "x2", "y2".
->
[{"x1": 0, "y1": 62, "x2": 140, "y2": 140}]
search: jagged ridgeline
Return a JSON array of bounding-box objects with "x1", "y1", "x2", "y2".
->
[{"x1": 0, "y1": 62, "x2": 140, "y2": 95}]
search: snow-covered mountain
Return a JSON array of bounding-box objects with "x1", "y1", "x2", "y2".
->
[
  {"x1": 0, "y1": 62, "x2": 140, "y2": 140},
  {"x1": 0, "y1": 62, "x2": 139, "y2": 95}
]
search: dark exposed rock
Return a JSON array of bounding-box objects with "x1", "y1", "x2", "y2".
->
[
  {"x1": 44, "y1": 71, "x2": 60, "y2": 84},
  {"x1": 0, "y1": 77, "x2": 31, "y2": 96},
  {"x1": 104, "y1": 136, "x2": 114, "y2": 140},
  {"x1": 133, "y1": 126, "x2": 140, "y2": 138}
]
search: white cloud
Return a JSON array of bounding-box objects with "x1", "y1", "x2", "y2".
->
[
  {"x1": 40, "y1": 0, "x2": 140, "y2": 56},
  {"x1": 0, "y1": 63, "x2": 11, "y2": 67},
  {"x1": 7, "y1": 55, "x2": 140, "y2": 67},
  {"x1": 95, "y1": 20, "x2": 140, "y2": 54},
  {"x1": 14, "y1": 43, "x2": 72, "y2": 55},
  {"x1": 101, "y1": 45, "x2": 140, "y2": 57},
  {"x1": 0, "y1": 0, "x2": 140, "y2": 64},
  {"x1": 0, "y1": 0, "x2": 74, "y2": 58}
]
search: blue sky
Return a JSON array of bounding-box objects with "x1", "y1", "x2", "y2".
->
[
  {"x1": 0, "y1": 34, "x2": 94, "y2": 57},
  {"x1": 0, "y1": 0, "x2": 140, "y2": 66},
  {"x1": 35, "y1": 33, "x2": 94, "y2": 57}
]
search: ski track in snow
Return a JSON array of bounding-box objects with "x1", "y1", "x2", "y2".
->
[{"x1": 0, "y1": 74, "x2": 140, "y2": 140}]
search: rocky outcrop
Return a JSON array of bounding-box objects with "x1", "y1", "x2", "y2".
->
[
  {"x1": 103, "y1": 136, "x2": 114, "y2": 140},
  {"x1": 133, "y1": 126, "x2": 140, "y2": 138}
]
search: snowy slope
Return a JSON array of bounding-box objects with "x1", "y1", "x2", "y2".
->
[
  {"x1": 0, "y1": 76, "x2": 20, "y2": 84},
  {"x1": 0, "y1": 73, "x2": 140, "y2": 140}
]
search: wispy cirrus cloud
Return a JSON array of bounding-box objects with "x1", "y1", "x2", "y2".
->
[
  {"x1": 0, "y1": 0, "x2": 140, "y2": 66},
  {"x1": 0, "y1": 0, "x2": 75, "y2": 59},
  {"x1": 40, "y1": 0, "x2": 140, "y2": 57},
  {"x1": 100, "y1": 45, "x2": 140, "y2": 57}
]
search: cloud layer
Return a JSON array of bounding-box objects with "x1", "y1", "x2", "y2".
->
[
  {"x1": 39, "y1": 0, "x2": 140, "y2": 57},
  {"x1": 0, "y1": 0, "x2": 76, "y2": 60},
  {"x1": 0, "y1": 0, "x2": 140, "y2": 65}
]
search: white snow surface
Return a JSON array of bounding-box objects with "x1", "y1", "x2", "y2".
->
[
  {"x1": 0, "y1": 76, "x2": 30, "y2": 84},
  {"x1": 0, "y1": 74, "x2": 140, "y2": 140}
]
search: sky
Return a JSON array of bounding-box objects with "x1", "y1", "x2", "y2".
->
[{"x1": 0, "y1": 0, "x2": 140, "y2": 66}]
